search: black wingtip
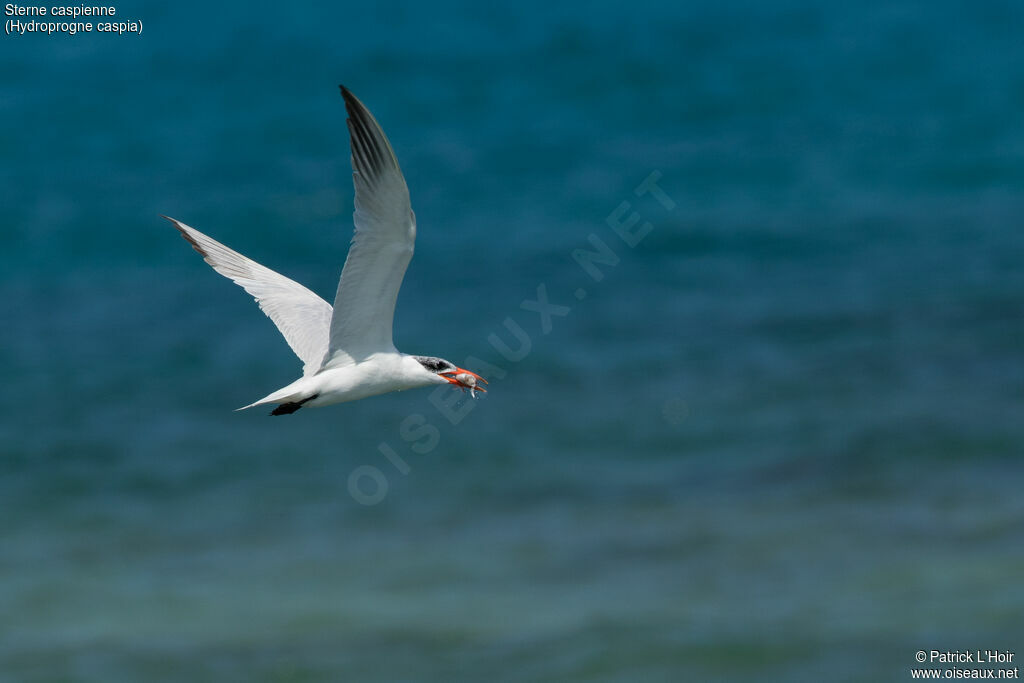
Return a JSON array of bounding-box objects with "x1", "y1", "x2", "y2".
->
[
  {"x1": 339, "y1": 86, "x2": 371, "y2": 118},
  {"x1": 339, "y1": 86, "x2": 363, "y2": 118},
  {"x1": 339, "y1": 85, "x2": 356, "y2": 114},
  {"x1": 167, "y1": 218, "x2": 208, "y2": 258}
]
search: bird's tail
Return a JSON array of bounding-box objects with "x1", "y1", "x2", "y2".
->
[{"x1": 236, "y1": 377, "x2": 317, "y2": 414}]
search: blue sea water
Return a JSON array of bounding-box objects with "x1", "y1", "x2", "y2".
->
[{"x1": 2, "y1": 1, "x2": 1023, "y2": 680}]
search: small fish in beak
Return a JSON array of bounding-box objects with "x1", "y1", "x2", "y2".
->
[{"x1": 441, "y1": 367, "x2": 488, "y2": 398}]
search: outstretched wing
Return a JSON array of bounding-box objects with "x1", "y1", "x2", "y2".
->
[
  {"x1": 166, "y1": 216, "x2": 333, "y2": 377},
  {"x1": 322, "y1": 86, "x2": 416, "y2": 369}
]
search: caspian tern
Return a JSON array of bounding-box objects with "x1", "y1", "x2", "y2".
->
[{"x1": 165, "y1": 86, "x2": 487, "y2": 415}]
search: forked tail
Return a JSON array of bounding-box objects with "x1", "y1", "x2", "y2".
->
[{"x1": 236, "y1": 376, "x2": 319, "y2": 416}]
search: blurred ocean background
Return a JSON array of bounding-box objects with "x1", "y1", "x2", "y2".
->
[{"x1": 3, "y1": 1, "x2": 1023, "y2": 680}]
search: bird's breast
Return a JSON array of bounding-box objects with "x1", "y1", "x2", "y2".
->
[{"x1": 306, "y1": 356, "x2": 417, "y2": 407}]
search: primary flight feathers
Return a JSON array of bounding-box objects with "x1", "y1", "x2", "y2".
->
[{"x1": 166, "y1": 86, "x2": 486, "y2": 415}]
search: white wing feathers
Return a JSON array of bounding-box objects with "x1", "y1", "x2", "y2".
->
[
  {"x1": 323, "y1": 86, "x2": 416, "y2": 369},
  {"x1": 165, "y1": 216, "x2": 333, "y2": 377},
  {"x1": 166, "y1": 87, "x2": 415, "y2": 377}
]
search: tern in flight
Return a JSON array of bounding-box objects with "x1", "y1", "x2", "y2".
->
[{"x1": 165, "y1": 86, "x2": 487, "y2": 415}]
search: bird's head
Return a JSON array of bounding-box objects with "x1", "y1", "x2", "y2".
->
[{"x1": 412, "y1": 356, "x2": 488, "y2": 397}]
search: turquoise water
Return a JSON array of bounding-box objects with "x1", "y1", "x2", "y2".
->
[{"x1": 3, "y1": 1, "x2": 1023, "y2": 680}]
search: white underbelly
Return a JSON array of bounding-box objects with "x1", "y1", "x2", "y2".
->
[{"x1": 305, "y1": 362, "x2": 414, "y2": 406}]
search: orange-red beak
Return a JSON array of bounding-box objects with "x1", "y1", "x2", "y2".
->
[{"x1": 440, "y1": 367, "x2": 488, "y2": 395}]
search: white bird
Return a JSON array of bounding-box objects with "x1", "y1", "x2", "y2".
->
[{"x1": 165, "y1": 86, "x2": 486, "y2": 415}]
